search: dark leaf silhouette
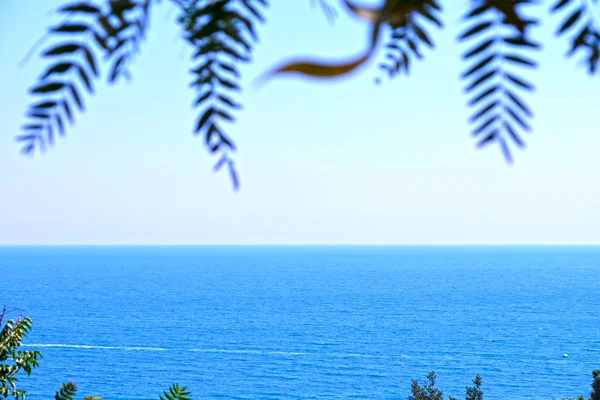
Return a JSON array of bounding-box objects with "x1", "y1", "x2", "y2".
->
[
  {"x1": 458, "y1": 0, "x2": 539, "y2": 162},
  {"x1": 376, "y1": 1, "x2": 443, "y2": 82},
  {"x1": 55, "y1": 382, "x2": 77, "y2": 400},
  {"x1": 31, "y1": 82, "x2": 66, "y2": 94},
  {"x1": 181, "y1": 0, "x2": 266, "y2": 190},
  {"x1": 20, "y1": 0, "x2": 155, "y2": 156},
  {"x1": 51, "y1": 23, "x2": 90, "y2": 33},
  {"x1": 551, "y1": 0, "x2": 600, "y2": 75}
]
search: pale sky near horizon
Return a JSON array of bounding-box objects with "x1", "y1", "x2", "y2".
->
[{"x1": 1, "y1": 1, "x2": 599, "y2": 245}]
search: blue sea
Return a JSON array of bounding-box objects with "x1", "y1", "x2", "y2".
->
[{"x1": 1, "y1": 246, "x2": 599, "y2": 400}]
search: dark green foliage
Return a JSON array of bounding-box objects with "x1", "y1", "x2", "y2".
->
[
  {"x1": 159, "y1": 384, "x2": 192, "y2": 400},
  {"x1": 466, "y1": 374, "x2": 483, "y2": 400},
  {"x1": 409, "y1": 372, "x2": 484, "y2": 400},
  {"x1": 591, "y1": 369, "x2": 600, "y2": 400},
  {"x1": 409, "y1": 371, "x2": 445, "y2": 400},
  {"x1": 0, "y1": 307, "x2": 42, "y2": 400},
  {"x1": 408, "y1": 371, "x2": 599, "y2": 400},
  {"x1": 54, "y1": 382, "x2": 77, "y2": 400},
  {"x1": 552, "y1": 397, "x2": 586, "y2": 400},
  {"x1": 53, "y1": 383, "x2": 105, "y2": 400}
]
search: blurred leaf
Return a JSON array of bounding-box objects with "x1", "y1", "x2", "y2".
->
[
  {"x1": 30, "y1": 82, "x2": 65, "y2": 94},
  {"x1": 51, "y1": 23, "x2": 89, "y2": 33},
  {"x1": 557, "y1": 7, "x2": 583, "y2": 34}
]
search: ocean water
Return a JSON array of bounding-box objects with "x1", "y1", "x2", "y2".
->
[{"x1": 1, "y1": 245, "x2": 599, "y2": 400}]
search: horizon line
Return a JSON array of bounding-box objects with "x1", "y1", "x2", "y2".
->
[{"x1": 1, "y1": 243, "x2": 599, "y2": 247}]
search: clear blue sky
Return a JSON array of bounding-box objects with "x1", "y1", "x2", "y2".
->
[{"x1": 0, "y1": 1, "x2": 598, "y2": 245}]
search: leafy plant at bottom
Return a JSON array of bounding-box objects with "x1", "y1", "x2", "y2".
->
[
  {"x1": 409, "y1": 371, "x2": 445, "y2": 400},
  {"x1": 466, "y1": 374, "x2": 483, "y2": 400},
  {"x1": 55, "y1": 382, "x2": 77, "y2": 400},
  {"x1": 159, "y1": 383, "x2": 192, "y2": 400},
  {"x1": 0, "y1": 306, "x2": 42, "y2": 400},
  {"x1": 591, "y1": 369, "x2": 600, "y2": 400}
]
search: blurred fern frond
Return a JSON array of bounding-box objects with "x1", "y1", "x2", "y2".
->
[
  {"x1": 376, "y1": 0, "x2": 443, "y2": 82},
  {"x1": 179, "y1": 0, "x2": 267, "y2": 190},
  {"x1": 19, "y1": 0, "x2": 157, "y2": 155},
  {"x1": 458, "y1": 0, "x2": 540, "y2": 162},
  {"x1": 551, "y1": 0, "x2": 600, "y2": 74}
]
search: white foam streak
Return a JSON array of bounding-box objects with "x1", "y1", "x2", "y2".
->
[
  {"x1": 22, "y1": 344, "x2": 391, "y2": 358},
  {"x1": 24, "y1": 344, "x2": 167, "y2": 351}
]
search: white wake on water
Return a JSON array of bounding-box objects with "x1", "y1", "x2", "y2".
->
[
  {"x1": 24, "y1": 344, "x2": 168, "y2": 351},
  {"x1": 22, "y1": 344, "x2": 392, "y2": 358}
]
